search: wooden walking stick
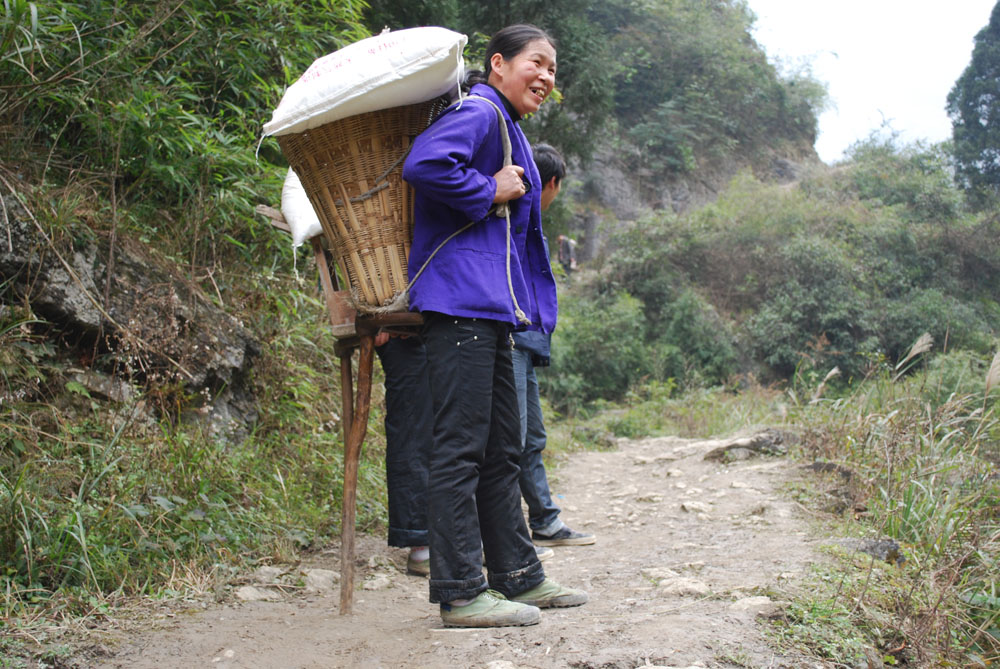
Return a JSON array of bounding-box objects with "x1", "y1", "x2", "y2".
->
[{"x1": 338, "y1": 332, "x2": 373, "y2": 614}]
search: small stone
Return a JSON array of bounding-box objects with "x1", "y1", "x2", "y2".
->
[
  {"x1": 666, "y1": 469, "x2": 684, "y2": 477},
  {"x1": 362, "y1": 573, "x2": 393, "y2": 591},
  {"x1": 728, "y1": 595, "x2": 773, "y2": 612},
  {"x1": 636, "y1": 493, "x2": 663, "y2": 503},
  {"x1": 302, "y1": 568, "x2": 339, "y2": 592},
  {"x1": 485, "y1": 662, "x2": 520, "y2": 669},
  {"x1": 723, "y1": 447, "x2": 754, "y2": 461},
  {"x1": 658, "y1": 577, "x2": 710, "y2": 596},
  {"x1": 367, "y1": 555, "x2": 394, "y2": 569},
  {"x1": 680, "y1": 501, "x2": 711, "y2": 514},
  {"x1": 234, "y1": 585, "x2": 280, "y2": 602},
  {"x1": 730, "y1": 481, "x2": 751, "y2": 489},
  {"x1": 252, "y1": 566, "x2": 284, "y2": 584},
  {"x1": 756, "y1": 601, "x2": 791, "y2": 619}
]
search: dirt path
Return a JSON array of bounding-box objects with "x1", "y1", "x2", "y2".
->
[{"x1": 96, "y1": 434, "x2": 823, "y2": 668}]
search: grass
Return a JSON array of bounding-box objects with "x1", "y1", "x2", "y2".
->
[
  {"x1": 0, "y1": 269, "x2": 393, "y2": 665},
  {"x1": 545, "y1": 378, "x2": 790, "y2": 455},
  {"x1": 770, "y1": 342, "x2": 1000, "y2": 666}
]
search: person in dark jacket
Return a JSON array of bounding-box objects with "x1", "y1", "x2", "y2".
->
[
  {"x1": 513, "y1": 144, "x2": 595, "y2": 548},
  {"x1": 402, "y1": 24, "x2": 587, "y2": 628}
]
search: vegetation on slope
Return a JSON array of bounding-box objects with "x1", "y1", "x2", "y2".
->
[
  {"x1": 364, "y1": 0, "x2": 823, "y2": 178},
  {"x1": 543, "y1": 138, "x2": 999, "y2": 411},
  {"x1": 1, "y1": 0, "x2": 998, "y2": 664}
]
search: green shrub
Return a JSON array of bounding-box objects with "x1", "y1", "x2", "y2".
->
[
  {"x1": 880, "y1": 289, "x2": 994, "y2": 362},
  {"x1": 2, "y1": 1, "x2": 368, "y2": 262},
  {"x1": 844, "y1": 137, "x2": 964, "y2": 223},
  {"x1": 657, "y1": 288, "x2": 737, "y2": 384},
  {"x1": 543, "y1": 290, "x2": 651, "y2": 412},
  {"x1": 791, "y1": 349, "x2": 1000, "y2": 662},
  {"x1": 595, "y1": 156, "x2": 999, "y2": 387},
  {"x1": 746, "y1": 236, "x2": 876, "y2": 380}
]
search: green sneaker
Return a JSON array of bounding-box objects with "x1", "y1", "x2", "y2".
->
[
  {"x1": 406, "y1": 555, "x2": 430, "y2": 577},
  {"x1": 510, "y1": 579, "x2": 588, "y2": 609},
  {"x1": 440, "y1": 590, "x2": 541, "y2": 628}
]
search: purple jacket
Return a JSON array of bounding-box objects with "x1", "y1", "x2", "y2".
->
[{"x1": 402, "y1": 84, "x2": 557, "y2": 332}]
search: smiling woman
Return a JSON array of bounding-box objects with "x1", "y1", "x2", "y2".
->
[
  {"x1": 489, "y1": 37, "x2": 557, "y2": 117},
  {"x1": 400, "y1": 24, "x2": 588, "y2": 628}
]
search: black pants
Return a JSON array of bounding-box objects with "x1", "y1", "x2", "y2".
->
[
  {"x1": 421, "y1": 312, "x2": 544, "y2": 603},
  {"x1": 375, "y1": 337, "x2": 431, "y2": 548}
]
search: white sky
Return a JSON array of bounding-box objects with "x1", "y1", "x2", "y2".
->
[{"x1": 745, "y1": 1, "x2": 996, "y2": 163}]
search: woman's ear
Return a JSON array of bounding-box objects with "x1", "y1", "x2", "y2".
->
[{"x1": 489, "y1": 52, "x2": 506, "y2": 78}]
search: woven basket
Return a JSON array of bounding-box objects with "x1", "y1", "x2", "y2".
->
[{"x1": 278, "y1": 97, "x2": 449, "y2": 311}]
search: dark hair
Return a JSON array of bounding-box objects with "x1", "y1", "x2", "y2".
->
[
  {"x1": 533, "y1": 143, "x2": 566, "y2": 186},
  {"x1": 464, "y1": 24, "x2": 556, "y2": 89}
]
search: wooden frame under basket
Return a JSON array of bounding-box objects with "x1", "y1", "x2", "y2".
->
[{"x1": 277, "y1": 97, "x2": 449, "y2": 311}]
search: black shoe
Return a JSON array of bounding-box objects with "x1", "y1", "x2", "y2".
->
[{"x1": 532, "y1": 526, "x2": 595, "y2": 547}]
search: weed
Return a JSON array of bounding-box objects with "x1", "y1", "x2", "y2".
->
[{"x1": 780, "y1": 342, "x2": 1000, "y2": 664}]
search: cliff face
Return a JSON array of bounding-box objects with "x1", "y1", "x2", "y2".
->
[
  {"x1": 564, "y1": 140, "x2": 820, "y2": 261},
  {"x1": 1, "y1": 193, "x2": 260, "y2": 440}
]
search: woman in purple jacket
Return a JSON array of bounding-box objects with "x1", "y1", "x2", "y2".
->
[{"x1": 402, "y1": 24, "x2": 587, "y2": 628}]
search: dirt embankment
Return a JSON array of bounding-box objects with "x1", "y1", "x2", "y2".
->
[{"x1": 96, "y1": 434, "x2": 824, "y2": 669}]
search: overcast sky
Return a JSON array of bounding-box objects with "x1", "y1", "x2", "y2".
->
[{"x1": 745, "y1": 1, "x2": 996, "y2": 163}]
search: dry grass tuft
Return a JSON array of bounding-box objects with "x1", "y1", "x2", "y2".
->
[
  {"x1": 893, "y1": 332, "x2": 933, "y2": 381},
  {"x1": 898, "y1": 332, "x2": 934, "y2": 369},
  {"x1": 986, "y1": 350, "x2": 1000, "y2": 398},
  {"x1": 811, "y1": 366, "x2": 841, "y2": 403}
]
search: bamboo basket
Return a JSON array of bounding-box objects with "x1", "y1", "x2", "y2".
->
[{"x1": 278, "y1": 97, "x2": 449, "y2": 312}]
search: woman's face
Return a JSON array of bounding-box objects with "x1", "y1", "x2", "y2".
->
[{"x1": 489, "y1": 39, "x2": 557, "y2": 117}]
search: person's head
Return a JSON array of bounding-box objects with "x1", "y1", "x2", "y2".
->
[
  {"x1": 533, "y1": 143, "x2": 565, "y2": 211},
  {"x1": 482, "y1": 24, "x2": 557, "y2": 117}
]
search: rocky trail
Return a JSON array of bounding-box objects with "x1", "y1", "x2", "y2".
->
[{"x1": 96, "y1": 433, "x2": 826, "y2": 668}]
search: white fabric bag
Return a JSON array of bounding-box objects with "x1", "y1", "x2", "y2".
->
[
  {"x1": 263, "y1": 27, "x2": 466, "y2": 137},
  {"x1": 280, "y1": 168, "x2": 322, "y2": 248}
]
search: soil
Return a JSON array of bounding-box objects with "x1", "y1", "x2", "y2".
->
[{"x1": 94, "y1": 434, "x2": 826, "y2": 669}]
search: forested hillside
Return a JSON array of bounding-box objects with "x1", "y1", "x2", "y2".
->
[
  {"x1": 1, "y1": 1, "x2": 998, "y2": 665},
  {"x1": 366, "y1": 0, "x2": 823, "y2": 213}
]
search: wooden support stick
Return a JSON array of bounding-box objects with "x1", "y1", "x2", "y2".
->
[{"x1": 339, "y1": 333, "x2": 373, "y2": 614}]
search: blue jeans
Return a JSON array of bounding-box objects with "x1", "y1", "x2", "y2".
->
[
  {"x1": 512, "y1": 347, "x2": 562, "y2": 534},
  {"x1": 375, "y1": 337, "x2": 431, "y2": 548},
  {"x1": 420, "y1": 313, "x2": 544, "y2": 603}
]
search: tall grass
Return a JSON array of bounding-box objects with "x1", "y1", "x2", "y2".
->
[
  {"x1": 791, "y1": 338, "x2": 1000, "y2": 663},
  {"x1": 0, "y1": 277, "x2": 391, "y2": 624}
]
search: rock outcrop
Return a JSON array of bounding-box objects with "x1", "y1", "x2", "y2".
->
[{"x1": 1, "y1": 193, "x2": 260, "y2": 439}]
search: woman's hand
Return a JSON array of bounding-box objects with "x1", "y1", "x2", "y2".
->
[{"x1": 493, "y1": 165, "x2": 527, "y2": 203}]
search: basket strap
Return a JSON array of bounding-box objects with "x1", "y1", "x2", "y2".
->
[{"x1": 400, "y1": 95, "x2": 529, "y2": 326}]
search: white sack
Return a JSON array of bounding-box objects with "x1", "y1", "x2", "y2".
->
[
  {"x1": 281, "y1": 168, "x2": 322, "y2": 248},
  {"x1": 263, "y1": 27, "x2": 466, "y2": 137}
]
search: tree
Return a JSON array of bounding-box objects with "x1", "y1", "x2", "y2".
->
[
  {"x1": 947, "y1": 1, "x2": 1000, "y2": 205},
  {"x1": 362, "y1": 0, "x2": 627, "y2": 161}
]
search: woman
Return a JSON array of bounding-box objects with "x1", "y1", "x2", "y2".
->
[{"x1": 402, "y1": 24, "x2": 587, "y2": 628}]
